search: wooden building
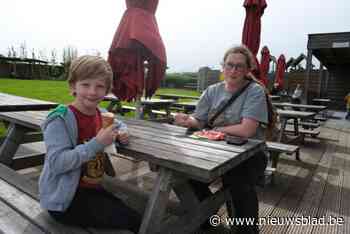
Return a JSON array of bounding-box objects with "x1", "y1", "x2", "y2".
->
[
  {"x1": 197, "y1": 66, "x2": 221, "y2": 92},
  {"x1": 304, "y1": 32, "x2": 350, "y2": 110},
  {"x1": 0, "y1": 56, "x2": 64, "y2": 80}
]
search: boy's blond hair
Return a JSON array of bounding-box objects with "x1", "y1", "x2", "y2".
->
[{"x1": 68, "y1": 55, "x2": 113, "y2": 94}]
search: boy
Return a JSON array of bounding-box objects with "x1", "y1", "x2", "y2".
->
[
  {"x1": 345, "y1": 92, "x2": 350, "y2": 119},
  {"x1": 39, "y1": 55, "x2": 141, "y2": 233}
]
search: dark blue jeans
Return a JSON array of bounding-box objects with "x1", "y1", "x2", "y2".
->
[
  {"x1": 48, "y1": 187, "x2": 141, "y2": 233},
  {"x1": 190, "y1": 152, "x2": 267, "y2": 234}
]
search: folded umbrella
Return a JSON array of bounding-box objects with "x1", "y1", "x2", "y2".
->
[{"x1": 108, "y1": 0, "x2": 166, "y2": 101}]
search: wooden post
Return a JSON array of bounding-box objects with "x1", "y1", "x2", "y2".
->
[
  {"x1": 304, "y1": 49, "x2": 313, "y2": 104},
  {"x1": 318, "y1": 62, "x2": 323, "y2": 98},
  {"x1": 324, "y1": 70, "x2": 329, "y2": 98}
]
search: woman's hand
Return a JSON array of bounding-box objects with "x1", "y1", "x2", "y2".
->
[
  {"x1": 117, "y1": 130, "x2": 129, "y2": 144},
  {"x1": 174, "y1": 113, "x2": 189, "y2": 127},
  {"x1": 96, "y1": 124, "x2": 117, "y2": 146}
]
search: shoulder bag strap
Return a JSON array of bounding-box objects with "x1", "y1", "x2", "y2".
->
[{"x1": 207, "y1": 80, "x2": 252, "y2": 128}]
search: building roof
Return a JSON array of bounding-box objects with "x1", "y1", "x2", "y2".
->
[
  {"x1": 0, "y1": 56, "x2": 48, "y2": 64},
  {"x1": 308, "y1": 32, "x2": 350, "y2": 69}
]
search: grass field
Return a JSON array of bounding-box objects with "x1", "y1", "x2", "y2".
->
[{"x1": 0, "y1": 78, "x2": 200, "y2": 136}]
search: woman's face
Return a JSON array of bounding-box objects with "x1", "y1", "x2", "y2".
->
[{"x1": 223, "y1": 53, "x2": 250, "y2": 90}]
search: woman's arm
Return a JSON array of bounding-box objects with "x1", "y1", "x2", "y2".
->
[
  {"x1": 214, "y1": 117, "x2": 259, "y2": 138},
  {"x1": 174, "y1": 113, "x2": 201, "y2": 129}
]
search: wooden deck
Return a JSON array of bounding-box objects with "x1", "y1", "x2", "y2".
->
[{"x1": 10, "y1": 115, "x2": 350, "y2": 233}]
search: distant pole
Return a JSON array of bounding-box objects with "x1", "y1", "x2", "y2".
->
[
  {"x1": 304, "y1": 49, "x2": 313, "y2": 104},
  {"x1": 318, "y1": 62, "x2": 323, "y2": 98}
]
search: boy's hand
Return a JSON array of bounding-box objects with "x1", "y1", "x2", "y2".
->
[
  {"x1": 96, "y1": 124, "x2": 117, "y2": 146},
  {"x1": 117, "y1": 130, "x2": 129, "y2": 144}
]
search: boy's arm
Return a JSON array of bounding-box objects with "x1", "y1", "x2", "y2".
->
[{"x1": 43, "y1": 118, "x2": 105, "y2": 175}]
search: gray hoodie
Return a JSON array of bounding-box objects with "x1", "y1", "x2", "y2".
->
[{"x1": 38, "y1": 105, "x2": 127, "y2": 211}]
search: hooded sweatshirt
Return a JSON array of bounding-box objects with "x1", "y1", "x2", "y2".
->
[{"x1": 38, "y1": 105, "x2": 127, "y2": 211}]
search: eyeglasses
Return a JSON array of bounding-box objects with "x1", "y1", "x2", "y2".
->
[{"x1": 223, "y1": 62, "x2": 247, "y2": 71}]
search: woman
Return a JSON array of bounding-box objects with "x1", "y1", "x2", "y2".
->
[{"x1": 174, "y1": 45, "x2": 269, "y2": 234}]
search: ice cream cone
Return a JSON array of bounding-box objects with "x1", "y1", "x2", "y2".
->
[{"x1": 101, "y1": 112, "x2": 115, "y2": 129}]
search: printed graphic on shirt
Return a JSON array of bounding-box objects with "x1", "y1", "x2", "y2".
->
[{"x1": 81, "y1": 151, "x2": 105, "y2": 185}]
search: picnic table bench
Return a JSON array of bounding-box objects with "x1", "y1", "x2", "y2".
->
[
  {"x1": 0, "y1": 92, "x2": 58, "y2": 112},
  {"x1": 0, "y1": 163, "x2": 135, "y2": 234},
  {"x1": 0, "y1": 110, "x2": 265, "y2": 234}
]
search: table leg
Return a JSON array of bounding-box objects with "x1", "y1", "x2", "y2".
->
[
  {"x1": 278, "y1": 118, "x2": 287, "y2": 142},
  {"x1": 293, "y1": 118, "x2": 299, "y2": 136},
  {"x1": 0, "y1": 123, "x2": 26, "y2": 166},
  {"x1": 138, "y1": 168, "x2": 173, "y2": 234}
]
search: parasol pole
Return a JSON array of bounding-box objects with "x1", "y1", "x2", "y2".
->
[{"x1": 135, "y1": 61, "x2": 148, "y2": 119}]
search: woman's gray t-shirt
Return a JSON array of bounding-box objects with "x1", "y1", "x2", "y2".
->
[{"x1": 192, "y1": 81, "x2": 268, "y2": 140}]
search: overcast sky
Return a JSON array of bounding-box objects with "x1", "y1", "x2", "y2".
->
[{"x1": 1, "y1": 0, "x2": 349, "y2": 72}]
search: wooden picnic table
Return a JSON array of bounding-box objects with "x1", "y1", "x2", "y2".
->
[
  {"x1": 155, "y1": 93, "x2": 199, "y2": 101},
  {"x1": 312, "y1": 98, "x2": 331, "y2": 118},
  {"x1": 172, "y1": 101, "x2": 198, "y2": 114},
  {"x1": 139, "y1": 98, "x2": 175, "y2": 120},
  {"x1": 104, "y1": 94, "x2": 175, "y2": 120},
  {"x1": 0, "y1": 92, "x2": 58, "y2": 112},
  {"x1": 276, "y1": 109, "x2": 316, "y2": 144},
  {"x1": 0, "y1": 110, "x2": 265, "y2": 234},
  {"x1": 273, "y1": 102, "x2": 327, "y2": 112}
]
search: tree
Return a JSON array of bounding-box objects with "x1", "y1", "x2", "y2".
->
[
  {"x1": 19, "y1": 41, "x2": 28, "y2": 58},
  {"x1": 62, "y1": 46, "x2": 78, "y2": 80},
  {"x1": 50, "y1": 49, "x2": 57, "y2": 64},
  {"x1": 11, "y1": 46, "x2": 16, "y2": 58}
]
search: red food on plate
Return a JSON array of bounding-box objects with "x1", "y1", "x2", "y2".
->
[{"x1": 193, "y1": 130, "x2": 226, "y2": 140}]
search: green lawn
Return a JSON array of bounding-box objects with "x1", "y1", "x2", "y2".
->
[{"x1": 0, "y1": 78, "x2": 200, "y2": 136}]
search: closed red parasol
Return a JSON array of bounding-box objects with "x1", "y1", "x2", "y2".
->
[
  {"x1": 241, "y1": 0, "x2": 267, "y2": 84},
  {"x1": 108, "y1": 0, "x2": 166, "y2": 101},
  {"x1": 275, "y1": 54, "x2": 286, "y2": 89},
  {"x1": 259, "y1": 46, "x2": 270, "y2": 86}
]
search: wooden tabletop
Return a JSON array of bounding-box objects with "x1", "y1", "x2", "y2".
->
[
  {"x1": 0, "y1": 111, "x2": 265, "y2": 183},
  {"x1": 269, "y1": 95, "x2": 281, "y2": 100},
  {"x1": 273, "y1": 102, "x2": 327, "y2": 111},
  {"x1": 155, "y1": 93, "x2": 199, "y2": 100},
  {"x1": 0, "y1": 92, "x2": 58, "y2": 112},
  {"x1": 276, "y1": 109, "x2": 316, "y2": 118},
  {"x1": 312, "y1": 98, "x2": 331, "y2": 102}
]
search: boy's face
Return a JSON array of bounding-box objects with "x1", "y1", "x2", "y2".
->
[{"x1": 70, "y1": 78, "x2": 108, "y2": 112}]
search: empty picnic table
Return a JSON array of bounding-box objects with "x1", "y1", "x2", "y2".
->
[
  {"x1": 273, "y1": 102, "x2": 327, "y2": 112},
  {"x1": 276, "y1": 109, "x2": 317, "y2": 144},
  {"x1": 0, "y1": 92, "x2": 58, "y2": 112},
  {"x1": 104, "y1": 94, "x2": 175, "y2": 120},
  {"x1": 155, "y1": 93, "x2": 199, "y2": 101},
  {"x1": 0, "y1": 110, "x2": 265, "y2": 234},
  {"x1": 172, "y1": 101, "x2": 198, "y2": 114}
]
